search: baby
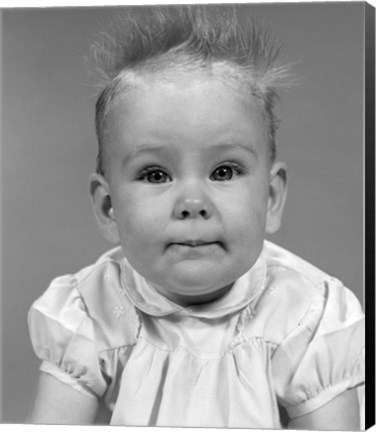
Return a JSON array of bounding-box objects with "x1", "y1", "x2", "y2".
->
[{"x1": 27, "y1": 5, "x2": 364, "y2": 429}]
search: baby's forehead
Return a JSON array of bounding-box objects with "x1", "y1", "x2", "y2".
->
[
  {"x1": 114, "y1": 62, "x2": 260, "y2": 97},
  {"x1": 105, "y1": 76, "x2": 269, "y2": 164},
  {"x1": 111, "y1": 69, "x2": 266, "y2": 120},
  {"x1": 112, "y1": 73, "x2": 264, "y2": 119},
  {"x1": 98, "y1": 74, "x2": 273, "y2": 177}
]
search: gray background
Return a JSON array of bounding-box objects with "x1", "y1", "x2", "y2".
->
[{"x1": 2, "y1": 3, "x2": 364, "y2": 423}]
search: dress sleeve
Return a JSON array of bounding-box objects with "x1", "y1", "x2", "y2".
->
[
  {"x1": 272, "y1": 277, "x2": 364, "y2": 419},
  {"x1": 28, "y1": 274, "x2": 109, "y2": 399}
]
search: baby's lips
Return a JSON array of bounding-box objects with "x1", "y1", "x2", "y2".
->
[
  {"x1": 173, "y1": 239, "x2": 213, "y2": 246},
  {"x1": 167, "y1": 238, "x2": 226, "y2": 250}
]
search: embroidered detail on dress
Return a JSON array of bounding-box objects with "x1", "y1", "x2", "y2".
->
[
  {"x1": 267, "y1": 284, "x2": 280, "y2": 297},
  {"x1": 113, "y1": 305, "x2": 125, "y2": 319},
  {"x1": 118, "y1": 285, "x2": 127, "y2": 297}
]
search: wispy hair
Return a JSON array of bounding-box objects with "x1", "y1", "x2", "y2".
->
[{"x1": 89, "y1": 5, "x2": 293, "y2": 175}]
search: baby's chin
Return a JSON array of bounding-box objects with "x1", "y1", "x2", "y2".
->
[
  {"x1": 152, "y1": 281, "x2": 235, "y2": 308},
  {"x1": 148, "y1": 266, "x2": 244, "y2": 307}
]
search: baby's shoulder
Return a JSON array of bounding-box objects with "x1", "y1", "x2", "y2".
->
[
  {"x1": 245, "y1": 241, "x2": 362, "y2": 345},
  {"x1": 263, "y1": 240, "x2": 332, "y2": 280},
  {"x1": 30, "y1": 247, "x2": 139, "y2": 352},
  {"x1": 261, "y1": 240, "x2": 333, "y2": 301}
]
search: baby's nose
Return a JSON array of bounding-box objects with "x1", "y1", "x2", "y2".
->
[{"x1": 173, "y1": 195, "x2": 213, "y2": 220}]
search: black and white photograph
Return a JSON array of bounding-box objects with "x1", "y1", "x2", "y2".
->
[{"x1": 1, "y1": 1, "x2": 370, "y2": 428}]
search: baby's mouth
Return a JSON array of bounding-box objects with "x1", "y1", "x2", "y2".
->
[
  {"x1": 168, "y1": 240, "x2": 225, "y2": 250},
  {"x1": 175, "y1": 240, "x2": 215, "y2": 247}
]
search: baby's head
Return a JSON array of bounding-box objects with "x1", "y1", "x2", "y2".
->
[{"x1": 90, "y1": 5, "x2": 290, "y2": 306}]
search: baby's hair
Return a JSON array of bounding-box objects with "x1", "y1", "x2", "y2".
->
[{"x1": 90, "y1": 5, "x2": 293, "y2": 176}]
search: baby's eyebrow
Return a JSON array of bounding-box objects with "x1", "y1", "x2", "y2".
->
[
  {"x1": 122, "y1": 145, "x2": 167, "y2": 166},
  {"x1": 122, "y1": 141, "x2": 258, "y2": 167},
  {"x1": 210, "y1": 143, "x2": 258, "y2": 159}
]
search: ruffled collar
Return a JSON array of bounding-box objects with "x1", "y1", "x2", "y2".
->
[{"x1": 120, "y1": 253, "x2": 266, "y2": 319}]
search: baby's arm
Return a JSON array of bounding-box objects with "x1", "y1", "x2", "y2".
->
[
  {"x1": 288, "y1": 388, "x2": 360, "y2": 430},
  {"x1": 28, "y1": 372, "x2": 99, "y2": 424}
]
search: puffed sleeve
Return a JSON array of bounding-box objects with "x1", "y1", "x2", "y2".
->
[
  {"x1": 272, "y1": 278, "x2": 364, "y2": 419},
  {"x1": 28, "y1": 274, "x2": 109, "y2": 399}
]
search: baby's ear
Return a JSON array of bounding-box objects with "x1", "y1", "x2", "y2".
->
[
  {"x1": 265, "y1": 161, "x2": 288, "y2": 234},
  {"x1": 89, "y1": 173, "x2": 120, "y2": 244}
]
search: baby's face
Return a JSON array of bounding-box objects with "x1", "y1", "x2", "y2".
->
[{"x1": 93, "y1": 76, "x2": 286, "y2": 305}]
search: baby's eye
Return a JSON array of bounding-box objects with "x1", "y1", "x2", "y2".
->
[
  {"x1": 210, "y1": 164, "x2": 243, "y2": 181},
  {"x1": 138, "y1": 167, "x2": 171, "y2": 184}
]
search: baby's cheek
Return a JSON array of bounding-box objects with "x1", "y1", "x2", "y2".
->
[
  {"x1": 119, "y1": 209, "x2": 163, "y2": 249},
  {"x1": 229, "y1": 207, "x2": 266, "y2": 250},
  {"x1": 225, "y1": 196, "x2": 265, "y2": 227}
]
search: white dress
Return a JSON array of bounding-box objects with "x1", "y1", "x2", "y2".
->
[{"x1": 28, "y1": 241, "x2": 365, "y2": 427}]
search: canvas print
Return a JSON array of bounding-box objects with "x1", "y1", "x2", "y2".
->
[{"x1": 2, "y1": 2, "x2": 370, "y2": 428}]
